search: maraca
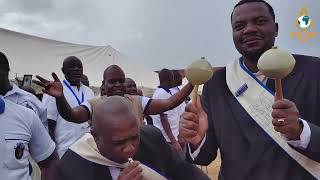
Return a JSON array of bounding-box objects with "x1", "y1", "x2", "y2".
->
[
  {"x1": 185, "y1": 57, "x2": 213, "y2": 106},
  {"x1": 257, "y1": 46, "x2": 296, "y2": 101}
]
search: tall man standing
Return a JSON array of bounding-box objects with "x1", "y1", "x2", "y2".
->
[
  {"x1": 43, "y1": 56, "x2": 94, "y2": 158},
  {"x1": 180, "y1": 0, "x2": 320, "y2": 179},
  {"x1": 152, "y1": 69, "x2": 182, "y2": 152}
]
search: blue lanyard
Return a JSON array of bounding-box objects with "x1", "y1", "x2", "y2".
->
[
  {"x1": 238, "y1": 58, "x2": 275, "y2": 95},
  {"x1": 0, "y1": 97, "x2": 5, "y2": 114},
  {"x1": 63, "y1": 80, "x2": 84, "y2": 105}
]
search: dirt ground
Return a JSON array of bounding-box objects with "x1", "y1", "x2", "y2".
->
[{"x1": 198, "y1": 152, "x2": 221, "y2": 180}]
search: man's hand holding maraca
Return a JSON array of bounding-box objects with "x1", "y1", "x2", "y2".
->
[
  {"x1": 180, "y1": 57, "x2": 213, "y2": 150},
  {"x1": 272, "y1": 99, "x2": 303, "y2": 141},
  {"x1": 258, "y1": 47, "x2": 303, "y2": 141},
  {"x1": 179, "y1": 95, "x2": 208, "y2": 150}
]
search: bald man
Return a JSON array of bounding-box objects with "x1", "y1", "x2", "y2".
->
[
  {"x1": 152, "y1": 69, "x2": 182, "y2": 152},
  {"x1": 52, "y1": 96, "x2": 209, "y2": 180},
  {"x1": 42, "y1": 56, "x2": 95, "y2": 158},
  {"x1": 35, "y1": 65, "x2": 193, "y2": 126}
]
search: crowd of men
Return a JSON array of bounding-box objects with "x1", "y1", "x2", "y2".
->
[{"x1": 1, "y1": 0, "x2": 320, "y2": 180}]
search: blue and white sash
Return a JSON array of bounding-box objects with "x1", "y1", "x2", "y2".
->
[{"x1": 226, "y1": 59, "x2": 320, "y2": 179}]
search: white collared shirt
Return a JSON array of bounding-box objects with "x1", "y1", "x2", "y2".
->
[
  {"x1": 4, "y1": 84, "x2": 48, "y2": 129},
  {"x1": 109, "y1": 167, "x2": 121, "y2": 180},
  {"x1": 152, "y1": 88, "x2": 180, "y2": 142},
  {"x1": 42, "y1": 80, "x2": 94, "y2": 158},
  {"x1": 0, "y1": 97, "x2": 55, "y2": 180}
]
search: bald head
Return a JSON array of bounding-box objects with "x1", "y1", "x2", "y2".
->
[
  {"x1": 91, "y1": 96, "x2": 137, "y2": 130},
  {"x1": 62, "y1": 56, "x2": 82, "y2": 69},
  {"x1": 103, "y1": 65, "x2": 125, "y2": 80},
  {"x1": 103, "y1": 65, "x2": 126, "y2": 96},
  {"x1": 91, "y1": 96, "x2": 140, "y2": 163},
  {"x1": 62, "y1": 56, "x2": 83, "y2": 87}
]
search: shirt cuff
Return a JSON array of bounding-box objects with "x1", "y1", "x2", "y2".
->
[
  {"x1": 286, "y1": 119, "x2": 311, "y2": 149},
  {"x1": 187, "y1": 134, "x2": 206, "y2": 161},
  {"x1": 81, "y1": 100, "x2": 92, "y2": 114}
]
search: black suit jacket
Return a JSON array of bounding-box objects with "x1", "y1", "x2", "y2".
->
[
  {"x1": 53, "y1": 125, "x2": 210, "y2": 180},
  {"x1": 188, "y1": 55, "x2": 320, "y2": 180}
]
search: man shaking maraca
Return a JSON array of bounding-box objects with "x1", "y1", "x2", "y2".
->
[{"x1": 180, "y1": 1, "x2": 320, "y2": 180}]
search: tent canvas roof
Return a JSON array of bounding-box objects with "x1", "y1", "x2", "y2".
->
[{"x1": 0, "y1": 28, "x2": 158, "y2": 88}]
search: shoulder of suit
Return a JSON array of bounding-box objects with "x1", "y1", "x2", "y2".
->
[
  {"x1": 293, "y1": 54, "x2": 320, "y2": 65},
  {"x1": 140, "y1": 125, "x2": 164, "y2": 141},
  {"x1": 58, "y1": 149, "x2": 94, "y2": 168},
  {"x1": 293, "y1": 54, "x2": 320, "y2": 75},
  {"x1": 204, "y1": 66, "x2": 226, "y2": 87}
]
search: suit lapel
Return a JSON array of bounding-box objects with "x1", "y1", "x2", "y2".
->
[
  {"x1": 92, "y1": 162, "x2": 113, "y2": 180},
  {"x1": 282, "y1": 69, "x2": 303, "y2": 100}
]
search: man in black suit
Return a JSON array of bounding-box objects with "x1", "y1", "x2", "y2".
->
[
  {"x1": 52, "y1": 96, "x2": 209, "y2": 180},
  {"x1": 180, "y1": 0, "x2": 320, "y2": 180}
]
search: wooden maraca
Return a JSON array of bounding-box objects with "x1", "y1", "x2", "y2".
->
[
  {"x1": 257, "y1": 46, "x2": 296, "y2": 101},
  {"x1": 185, "y1": 57, "x2": 213, "y2": 107}
]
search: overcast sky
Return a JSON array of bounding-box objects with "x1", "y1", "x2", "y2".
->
[{"x1": 0, "y1": 0, "x2": 319, "y2": 70}]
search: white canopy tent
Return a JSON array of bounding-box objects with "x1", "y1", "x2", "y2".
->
[{"x1": 0, "y1": 28, "x2": 158, "y2": 88}]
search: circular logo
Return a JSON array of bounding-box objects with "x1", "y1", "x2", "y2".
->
[
  {"x1": 298, "y1": 15, "x2": 311, "y2": 29},
  {"x1": 15, "y1": 143, "x2": 25, "y2": 159}
]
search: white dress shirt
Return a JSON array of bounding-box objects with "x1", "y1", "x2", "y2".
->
[
  {"x1": 0, "y1": 97, "x2": 55, "y2": 180},
  {"x1": 4, "y1": 84, "x2": 48, "y2": 129},
  {"x1": 43, "y1": 80, "x2": 95, "y2": 158}
]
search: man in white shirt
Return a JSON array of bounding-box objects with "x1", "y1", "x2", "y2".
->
[
  {"x1": 0, "y1": 96, "x2": 56, "y2": 180},
  {"x1": 170, "y1": 70, "x2": 187, "y2": 155},
  {"x1": 34, "y1": 65, "x2": 193, "y2": 128},
  {"x1": 42, "y1": 56, "x2": 94, "y2": 158},
  {"x1": 170, "y1": 70, "x2": 187, "y2": 118},
  {"x1": 153, "y1": 69, "x2": 182, "y2": 153}
]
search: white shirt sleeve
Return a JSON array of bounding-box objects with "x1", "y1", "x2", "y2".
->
[
  {"x1": 85, "y1": 87, "x2": 95, "y2": 100},
  {"x1": 151, "y1": 89, "x2": 172, "y2": 114},
  {"x1": 29, "y1": 112, "x2": 56, "y2": 162},
  {"x1": 43, "y1": 94, "x2": 59, "y2": 121},
  {"x1": 140, "y1": 96, "x2": 151, "y2": 113},
  {"x1": 286, "y1": 119, "x2": 311, "y2": 149},
  {"x1": 80, "y1": 100, "x2": 92, "y2": 115},
  {"x1": 187, "y1": 134, "x2": 207, "y2": 161}
]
